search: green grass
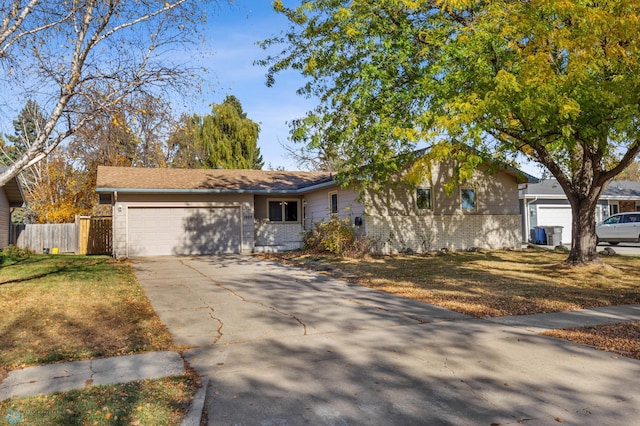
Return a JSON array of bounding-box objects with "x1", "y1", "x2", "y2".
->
[
  {"x1": 0, "y1": 253, "x2": 197, "y2": 425},
  {"x1": 0, "y1": 254, "x2": 177, "y2": 374},
  {"x1": 0, "y1": 375, "x2": 199, "y2": 426}
]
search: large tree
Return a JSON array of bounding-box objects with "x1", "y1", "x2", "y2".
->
[
  {"x1": 0, "y1": 0, "x2": 214, "y2": 187},
  {"x1": 261, "y1": 0, "x2": 640, "y2": 265},
  {"x1": 170, "y1": 95, "x2": 264, "y2": 169}
]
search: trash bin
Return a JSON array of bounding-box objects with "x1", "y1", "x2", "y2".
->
[
  {"x1": 544, "y1": 226, "x2": 563, "y2": 246},
  {"x1": 532, "y1": 226, "x2": 547, "y2": 244}
]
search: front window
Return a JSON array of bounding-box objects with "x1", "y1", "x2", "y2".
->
[
  {"x1": 268, "y1": 200, "x2": 298, "y2": 222},
  {"x1": 329, "y1": 192, "x2": 338, "y2": 214},
  {"x1": 461, "y1": 188, "x2": 476, "y2": 211},
  {"x1": 416, "y1": 188, "x2": 432, "y2": 210},
  {"x1": 609, "y1": 203, "x2": 619, "y2": 215}
]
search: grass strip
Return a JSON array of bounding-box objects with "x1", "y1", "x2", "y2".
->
[{"x1": 0, "y1": 375, "x2": 199, "y2": 426}]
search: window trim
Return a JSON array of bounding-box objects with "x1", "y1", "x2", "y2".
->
[
  {"x1": 267, "y1": 198, "x2": 301, "y2": 223},
  {"x1": 460, "y1": 187, "x2": 477, "y2": 212},
  {"x1": 329, "y1": 191, "x2": 338, "y2": 215},
  {"x1": 416, "y1": 188, "x2": 433, "y2": 211},
  {"x1": 609, "y1": 201, "x2": 619, "y2": 216}
]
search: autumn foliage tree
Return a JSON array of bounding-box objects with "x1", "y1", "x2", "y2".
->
[
  {"x1": 27, "y1": 152, "x2": 94, "y2": 223},
  {"x1": 262, "y1": 0, "x2": 640, "y2": 265}
]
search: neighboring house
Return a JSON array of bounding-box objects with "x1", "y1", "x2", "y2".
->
[
  {"x1": 520, "y1": 179, "x2": 640, "y2": 244},
  {"x1": 96, "y1": 162, "x2": 536, "y2": 257},
  {"x1": 0, "y1": 168, "x2": 26, "y2": 249}
]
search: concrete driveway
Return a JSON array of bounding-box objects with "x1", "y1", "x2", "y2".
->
[
  {"x1": 597, "y1": 242, "x2": 640, "y2": 256},
  {"x1": 133, "y1": 256, "x2": 640, "y2": 425}
]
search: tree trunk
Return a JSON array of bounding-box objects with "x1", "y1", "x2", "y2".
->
[{"x1": 566, "y1": 194, "x2": 602, "y2": 265}]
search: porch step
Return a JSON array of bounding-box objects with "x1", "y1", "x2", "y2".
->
[{"x1": 253, "y1": 243, "x2": 302, "y2": 253}]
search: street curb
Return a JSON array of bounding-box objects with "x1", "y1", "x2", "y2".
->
[{"x1": 182, "y1": 378, "x2": 208, "y2": 426}]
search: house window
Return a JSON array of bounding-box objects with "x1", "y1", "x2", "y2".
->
[
  {"x1": 416, "y1": 188, "x2": 432, "y2": 210},
  {"x1": 609, "y1": 202, "x2": 619, "y2": 216},
  {"x1": 461, "y1": 188, "x2": 476, "y2": 211},
  {"x1": 268, "y1": 200, "x2": 298, "y2": 222},
  {"x1": 329, "y1": 192, "x2": 338, "y2": 214}
]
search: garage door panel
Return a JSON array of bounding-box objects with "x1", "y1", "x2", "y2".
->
[
  {"x1": 537, "y1": 206, "x2": 572, "y2": 244},
  {"x1": 127, "y1": 207, "x2": 241, "y2": 256}
]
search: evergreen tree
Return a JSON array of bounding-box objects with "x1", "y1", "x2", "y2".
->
[
  {"x1": 6, "y1": 100, "x2": 46, "y2": 160},
  {"x1": 185, "y1": 95, "x2": 263, "y2": 170}
]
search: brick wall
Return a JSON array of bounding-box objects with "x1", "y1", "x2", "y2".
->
[
  {"x1": 365, "y1": 214, "x2": 522, "y2": 254},
  {"x1": 619, "y1": 200, "x2": 637, "y2": 213}
]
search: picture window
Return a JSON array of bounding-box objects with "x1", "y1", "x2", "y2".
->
[{"x1": 268, "y1": 200, "x2": 298, "y2": 222}]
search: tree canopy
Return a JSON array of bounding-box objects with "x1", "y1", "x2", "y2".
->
[
  {"x1": 262, "y1": 0, "x2": 640, "y2": 264},
  {"x1": 0, "y1": 0, "x2": 213, "y2": 187},
  {"x1": 171, "y1": 95, "x2": 264, "y2": 170}
]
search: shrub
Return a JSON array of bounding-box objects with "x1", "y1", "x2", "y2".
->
[
  {"x1": 304, "y1": 216, "x2": 370, "y2": 257},
  {"x1": 1, "y1": 245, "x2": 32, "y2": 262}
]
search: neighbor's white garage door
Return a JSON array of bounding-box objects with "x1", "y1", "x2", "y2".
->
[
  {"x1": 537, "y1": 205, "x2": 572, "y2": 244},
  {"x1": 127, "y1": 207, "x2": 241, "y2": 256}
]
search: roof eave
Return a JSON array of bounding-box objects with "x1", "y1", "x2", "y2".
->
[
  {"x1": 519, "y1": 194, "x2": 568, "y2": 200},
  {"x1": 96, "y1": 179, "x2": 338, "y2": 195}
]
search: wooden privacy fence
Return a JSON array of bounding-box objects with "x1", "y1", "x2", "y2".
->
[
  {"x1": 10, "y1": 216, "x2": 112, "y2": 255},
  {"x1": 78, "y1": 216, "x2": 112, "y2": 255}
]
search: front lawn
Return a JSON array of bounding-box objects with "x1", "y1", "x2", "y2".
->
[
  {"x1": 0, "y1": 253, "x2": 198, "y2": 425},
  {"x1": 0, "y1": 254, "x2": 177, "y2": 376},
  {"x1": 266, "y1": 248, "x2": 640, "y2": 317},
  {"x1": 0, "y1": 375, "x2": 198, "y2": 426},
  {"x1": 543, "y1": 322, "x2": 640, "y2": 361}
]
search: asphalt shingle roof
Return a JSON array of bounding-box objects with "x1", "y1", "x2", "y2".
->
[
  {"x1": 96, "y1": 166, "x2": 335, "y2": 193},
  {"x1": 522, "y1": 179, "x2": 640, "y2": 199}
]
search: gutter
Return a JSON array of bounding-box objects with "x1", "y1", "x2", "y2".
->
[{"x1": 95, "y1": 180, "x2": 338, "y2": 195}]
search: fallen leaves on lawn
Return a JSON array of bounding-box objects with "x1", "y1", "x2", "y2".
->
[
  {"x1": 543, "y1": 322, "x2": 640, "y2": 360},
  {"x1": 262, "y1": 250, "x2": 640, "y2": 318}
]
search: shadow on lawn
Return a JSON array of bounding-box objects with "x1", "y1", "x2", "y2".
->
[
  {"x1": 0, "y1": 256, "x2": 108, "y2": 286},
  {"x1": 270, "y1": 250, "x2": 640, "y2": 317},
  {"x1": 0, "y1": 376, "x2": 195, "y2": 425}
]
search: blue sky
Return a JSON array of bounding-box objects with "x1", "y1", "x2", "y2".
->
[
  {"x1": 0, "y1": 0, "x2": 542, "y2": 176},
  {"x1": 195, "y1": 1, "x2": 542, "y2": 176},
  {"x1": 186, "y1": 0, "x2": 315, "y2": 171}
]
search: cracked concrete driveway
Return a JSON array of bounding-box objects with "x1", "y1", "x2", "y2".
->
[{"x1": 133, "y1": 256, "x2": 640, "y2": 425}]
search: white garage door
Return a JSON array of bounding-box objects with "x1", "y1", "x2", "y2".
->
[
  {"x1": 537, "y1": 206, "x2": 572, "y2": 244},
  {"x1": 127, "y1": 207, "x2": 241, "y2": 256}
]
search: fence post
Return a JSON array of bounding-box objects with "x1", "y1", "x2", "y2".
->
[{"x1": 77, "y1": 215, "x2": 89, "y2": 255}]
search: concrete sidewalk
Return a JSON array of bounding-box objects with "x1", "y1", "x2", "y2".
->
[
  {"x1": 0, "y1": 351, "x2": 184, "y2": 401},
  {"x1": 2, "y1": 305, "x2": 638, "y2": 403},
  {"x1": 487, "y1": 304, "x2": 640, "y2": 332}
]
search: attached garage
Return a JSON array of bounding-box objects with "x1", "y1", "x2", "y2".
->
[
  {"x1": 536, "y1": 205, "x2": 573, "y2": 244},
  {"x1": 127, "y1": 206, "x2": 242, "y2": 256},
  {"x1": 95, "y1": 166, "x2": 343, "y2": 258}
]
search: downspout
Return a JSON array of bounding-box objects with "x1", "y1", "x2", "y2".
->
[
  {"x1": 114, "y1": 191, "x2": 119, "y2": 258},
  {"x1": 525, "y1": 196, "x2": 537, "y2": 243}
]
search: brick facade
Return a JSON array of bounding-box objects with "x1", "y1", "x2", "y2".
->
[{"x1": 366, "y1": 214, "x2": 522, "y2": 254}]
